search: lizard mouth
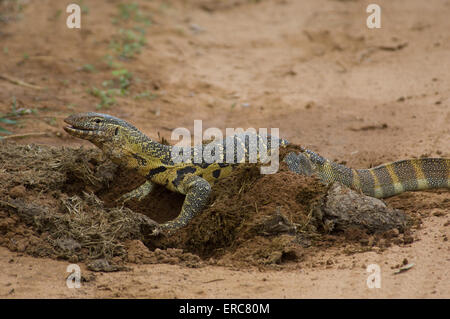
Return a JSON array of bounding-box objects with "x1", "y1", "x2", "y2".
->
[
  {"x1": 63, "y1": 124, "x2": 94, "y2": 134},
  {"x1": 64, "y1": 125, "x2": 93, "y2": 132},
  {"x1": 63, "y1": 117, "x2": 98, "y2": 138},
  {"x1": 63, "y1": 125, "x2": 99, "y2": 140}
]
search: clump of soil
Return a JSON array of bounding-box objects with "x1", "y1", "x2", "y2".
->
[
  {"x1": 0, "y1": 142, "x2": 413, "y2": 270},
  {"x1": 152, "y1": 163, "x2": 325, "y2": 265},
  {"x1": 151, "y1": 145, "x2": 411, "y2": 266},
  {"x1": 0, "y1": 143, "x2": 159, "y2": 268}
]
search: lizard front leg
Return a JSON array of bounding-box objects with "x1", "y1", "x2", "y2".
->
[
  {"x1": 156, "y1": 175, "x2": 211, "y2": 235},
  {"x1": 118, "y1": 180, "x2": 155, "y2": 203}
]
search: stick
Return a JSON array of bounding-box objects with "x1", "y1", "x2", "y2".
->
[
  {"x1": 0, "y1": 132, "x2": 52, "y2": 140},
  {"x1": 0, "y1": 74, "x2": 44, "y2": 90},
  {"x1": 0, "y1": 199, "x2": 17, "y2": 209}
]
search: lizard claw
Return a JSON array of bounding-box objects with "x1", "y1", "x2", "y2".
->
[
  {"x1": 150, "y1": 227, "x2": 160, "y2": 236},
  {"x1": 150, "y1": 226, "x2": 166, "y2": 237},
  {"x1": 150, "y1": 225, "x2": 176, "y2": 237},
  {"x1": 117, "y1": 189, "x2": 149, "y2": 204}
]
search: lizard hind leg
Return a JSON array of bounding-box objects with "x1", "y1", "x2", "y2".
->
[
  {"x1": 283, "y1": 152, "x2": 314, "y2": 176},
  {"x1": 157, "y1": 175, "x2": 212, "y2": 234}
]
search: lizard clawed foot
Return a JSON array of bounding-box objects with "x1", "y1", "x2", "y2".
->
[
  {"x1": 150, "y1": 226, "x2": 174, "y2": 237},
  {"x1": 150, "y1": 223, "x2": 177, "y2": 237},
  {"x1": 150, "y1": 226, "x2": 162, "y2": 236},
  {"x1": 116, "y1": 180, "x2": 154, "y2": 205},
  {"x1": 117, "y1": 191, "x2": 145, "y2": 204}
]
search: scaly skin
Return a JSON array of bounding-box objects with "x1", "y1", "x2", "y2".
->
[
  {"x1": 64, "y1": 112, "x2": 450, "y2": 234},
  {"x1": 284, "y1": 150, "x2": 450, "y2": 198}
]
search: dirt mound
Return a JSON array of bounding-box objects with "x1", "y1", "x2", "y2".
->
[
  {"x1": 151, "y1": 145, "x2": 412, "y2": 266},
  {"x1": 0, "y1": 142, "x2": 414, "y2": 270}
]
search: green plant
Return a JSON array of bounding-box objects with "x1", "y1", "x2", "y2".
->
[
  {"x1": 101, "y1": 69, "x2": 133, "y2": 96},
  {"x1": 110, "y1": 28, "x2": 147, "y2": 59},
  {"x1": 112, "y1": 69, "x2": 132, "y2": 91},
  {"x1": 88, "y1": 87, "x2": 118, "y2": 109},
  {"x1": 79, "y1": 0, "x2": 89, "y2": 14},
  {"x1": 103, "y1": 54, "x2": 122, "y2": 69},
  {"x1": 0, "y1": 116, "x2": 16, "y2": 134},
  {"x1": 89, "y1": 3, "x2": 152, "y2": 109},
  {"x1": 81, "y1": 64, "x2": 96, "y2": 73},
  {"x1": 114, "y1": 3, "x2": 151, "y2": 25},
  {"x1": 53, "y1": 9, "x2": 62, "y2": 20},
  {"x1": 134, "y1": 91, "x2": 158, "y2": 100},
  {"x1": 81, "y1": 4, "x2": 89, "y2": 14},
  {"x1": 0, "y1": 97, "x2": 35, "y2": 136}
]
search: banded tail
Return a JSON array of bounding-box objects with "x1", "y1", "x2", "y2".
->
[{"x1": 284, "y1": 150, "x2": 450, "y2": 198}]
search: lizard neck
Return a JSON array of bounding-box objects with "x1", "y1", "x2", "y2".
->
[
  {"x1": 96, "y1": 130, "x2": 173, "y2": 171},
  {"x1": 141, "y1": 139, "x2": 174, "y2": 165}
]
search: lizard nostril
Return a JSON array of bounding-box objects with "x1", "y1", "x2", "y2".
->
[{"x1": 114, "y1": 127, "x2": 119, "y2": 135}]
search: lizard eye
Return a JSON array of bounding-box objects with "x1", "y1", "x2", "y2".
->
[{"x1": 94, "y1": 119, "x2": 102, "y2": 124}]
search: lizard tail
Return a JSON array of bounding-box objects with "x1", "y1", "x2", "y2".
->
[{"x1": 284, "y1": 150, "x2": 450, "y2": 198}]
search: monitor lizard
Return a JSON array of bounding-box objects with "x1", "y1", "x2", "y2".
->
[{"x1": 64, "y1": 112, "x2": 449, "y2": 234}]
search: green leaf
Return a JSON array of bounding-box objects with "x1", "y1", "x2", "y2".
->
[
  {"x1": 0, "y1": 126, "x2": 12, "y2": 134},
  {"x1": 0, "y1": 118, "x2": 16, "y2": 124},
  {"x1": 111, "y1": 69, "x2": 129, "y2": 77}
]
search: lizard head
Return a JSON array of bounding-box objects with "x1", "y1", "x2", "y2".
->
[
  {"x1": 64, "y1": 112, "x2": 142, "y2": 147},
  {"x1": 64, "y1": 112, "x2": 170, "y2": 168}
]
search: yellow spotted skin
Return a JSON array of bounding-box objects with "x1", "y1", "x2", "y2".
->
[
  {"x1": 64, "y1": 113, "x2": 450, "y2": 233},
  {"x1": 286, "y1": 149, "x2": 450, "y2": 198},
  {"x1": 64, "y1": 113, "x2": 287, "y2": 233}
]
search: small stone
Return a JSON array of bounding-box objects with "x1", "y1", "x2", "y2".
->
[{"x1": 403, "y1": 235, "x2": 414, "y2": 244}]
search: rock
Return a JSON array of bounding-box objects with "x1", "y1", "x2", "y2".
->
[{"x1": 312, "y1": 183, "x2": 409, "y2": 234}]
